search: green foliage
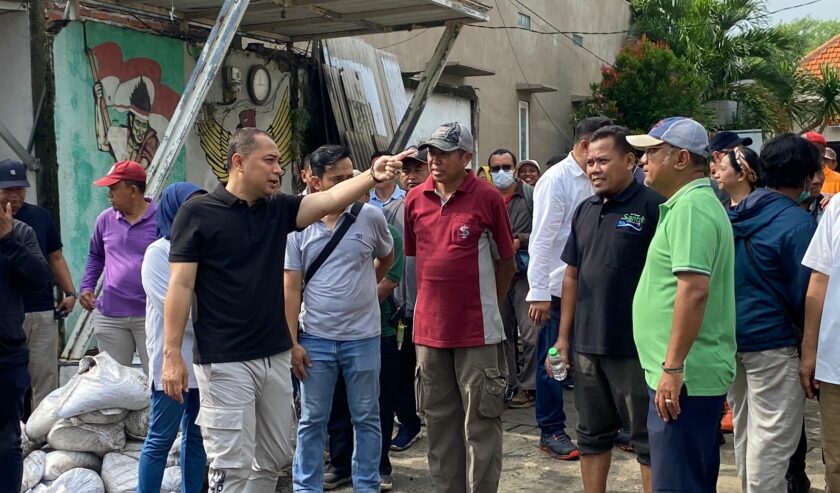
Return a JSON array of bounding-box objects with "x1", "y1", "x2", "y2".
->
[
  {"x1": 573, "y1": 37, "x2": 709, "y2": 133},
  {"x1": 799, "y1": 65, "x2": 840, "y2": 133},
  {"x1": 778, "y1": 17, "x2": 840, "y2": 56},
  {"x1": 629, "y1": 0, "x2": 801, "y2": 131}
]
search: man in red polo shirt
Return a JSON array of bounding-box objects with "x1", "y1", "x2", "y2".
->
[{"x1": 405, "y1": 122, "x2": 516, "y2": 492}]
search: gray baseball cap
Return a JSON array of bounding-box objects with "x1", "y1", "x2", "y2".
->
[
  {"x1": 626, "y1": 116, "x2": 710, "y2": 158},
  {"x1": 419, "y1": 123, "x2": 473, "y2": 153}
]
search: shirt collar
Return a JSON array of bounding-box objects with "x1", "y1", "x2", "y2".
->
[
  {"x1": 212, "y1": 183, "x2": 260, "y2": 207},
  {"x1": 113, "y1": 197, "x2": 157, "y2": 221},
  {"x1": 663, "y1": 178, "x2": 711, "y2": 209},
  {"x1": 565, "y1": 152, "x2": 587, "y2": 178},
  {"x1": 587, "y1": 180, "x2": 642, "y2": 204},
  {"x1": 421, "y1": 169, "x2": 478, "y2": 196}
]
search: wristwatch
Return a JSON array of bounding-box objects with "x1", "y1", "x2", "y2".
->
[{"x1": 63, "y1": 290, "x2": 77, "y2": 298}]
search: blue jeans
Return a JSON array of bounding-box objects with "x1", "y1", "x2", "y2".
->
[
  {"x1": 137, "y1": 386, "x2": 206, "y2": 493},
  {"x1": 535, "y1": 300, "x2": 567, "y2": 436},
  {"x1": 0, "y1": 364, "x2": 29, "y2": 493},
  {"x1": 647, "y1": 388, "x2": 725, "y2": 492},
  {"x1": 328, "y1": 335, "x2": 398, "y2": 477},
  {"x1": 293, "y1": 334, "x2": 381, "y2": 493}
]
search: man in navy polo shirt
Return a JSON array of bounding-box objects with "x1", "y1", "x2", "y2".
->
[
  {"x1": 405, "y1": 122, "x2": 516, "y2": 492},
  {"x1": 0, "y1": 160, "x2": 77, "y2": 409},
  {"x1": 552, "y1": 126, "x2": 663, "y2": 492}
]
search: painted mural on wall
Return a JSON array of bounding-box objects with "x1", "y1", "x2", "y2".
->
[
  {"x1": 195, "y1": 73, "x2": 292, "y2": 183},
  {"x1": 53, "y1": 21, "x2": 186, "y2": 328}
]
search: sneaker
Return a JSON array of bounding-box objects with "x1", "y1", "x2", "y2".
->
[
  {"x1": 508, "y1": 390, "x2": 535, "y2": 409},
  {"x1": 786, "y1": 471, "x2": 811, "y2": 493},
  {"x1": 390, "y1": 426, "x2": 421, "y2": 451},
  {"x1": 323, "y1": 467, "x2": 351, "y2": 490},
  {"x1": 380, "y1": 475, "x2": 393, "y2": 491},
  {"x1": 615, "y1": 428, "x2": 634, "y2": 453},
  {"x1": 540, "y1": 433, "x2": 580, "y2": 460}
]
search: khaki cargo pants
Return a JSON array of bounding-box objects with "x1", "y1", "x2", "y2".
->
[
  {"x1": 195, "y1": 351, "x2": 294, "y2": 493},
  {"x1": 416, "y1": 343, "x2": 507, "y2": 493}
]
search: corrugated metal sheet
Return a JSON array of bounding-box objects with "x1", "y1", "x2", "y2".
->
[
  {"x1": 322, "y1": 37, "x2": 409, "y2": 169},
  {"x1": 121, "y1": 0, "x2": 490, "y2": 42}
]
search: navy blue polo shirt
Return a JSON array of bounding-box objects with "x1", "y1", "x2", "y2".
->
[
  {"x1": 15, "y1": 203, "x2": 60, "y2": 312},
  {"x1": 561, "y1": 180, "x2": 664, "y2": 357}
]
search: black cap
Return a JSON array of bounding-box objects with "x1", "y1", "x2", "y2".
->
[
  {"x1": 708, "y1": 131, "x2": 753, "y2": 152},
  {"x1": 0, "y1": 160, "x2": 30, "y2": 189}
]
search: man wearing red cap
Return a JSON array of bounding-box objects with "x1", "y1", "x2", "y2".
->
[{"x1": 79, "y1": 161, "x2": 157, "y2": 372}]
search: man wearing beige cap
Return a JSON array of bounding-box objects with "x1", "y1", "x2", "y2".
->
[
  {"x1": 80, "y1": 160, "x2": 156, "y2": 371},
  {"x1": 627, "y1": 117, "x2": 736, "y2": 492}
]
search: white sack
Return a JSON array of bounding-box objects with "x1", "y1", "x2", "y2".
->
[
  {"x1": 43, "y1": 451, "x2": 102, "y2": 481},
  {"x1": 160, "y1": 466, "x2": 182, "y2": 492},
  {"x1": 21, "y1": 450, "x2": 46, "y2": 492},
  {"x1": 124, "y1": 406, "x2": 150, "y2": 439},
  {"x1": 26, "y1": 387, "x2": 66, "y2": 443},
  {"x1": 56, "y1": 353, "x2": 148, "y2": 418},
  {"x1": 46, "y1": 468, "x2": 105, "y2": 493},
  {"x1": 47, "y1": 419, "x2": 125, "y2": 456},
  {"x1": 100, "y1": 453, "x2": 138, "y2": 493},
  {"x1": 75, "y1": 409, "x2": 128, "y2": 425},
  {"x1": 21, "y1": 422, "x2": 38, "y2": 457}
]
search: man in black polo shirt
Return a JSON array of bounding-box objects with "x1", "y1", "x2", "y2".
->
[
  {"x1": 163, "y1": 128, "x2": 411, "y2": 493},
  {"x1": 549, "y1": 125, "x2": 663, "y2": 493}
]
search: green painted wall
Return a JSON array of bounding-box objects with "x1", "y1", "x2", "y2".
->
[{"x1": 53, "y1": 21, "x2": 186, "y2": 330}]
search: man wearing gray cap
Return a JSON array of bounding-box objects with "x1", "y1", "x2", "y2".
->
[
  {"x1": 405, "y1": 122, "x2": 515, "y2": 492},
  {"x1": 627, "y1": 117, "x2": 736, "y2": 492}
]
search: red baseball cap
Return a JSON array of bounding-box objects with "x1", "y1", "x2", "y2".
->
[
  {"x1": 803, "y1": 131, "x2": 827, "y2": 146},
  {"x1": 93, "y1": 161, "x2": 147, "y2": 186}
]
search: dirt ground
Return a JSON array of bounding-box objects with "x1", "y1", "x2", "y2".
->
[{"x1": 275, "y1": 391, "x2": 826, "y2": 492}]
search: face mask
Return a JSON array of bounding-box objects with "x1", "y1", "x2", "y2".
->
[
  {"x1": 491, "y1": 170, "x2": 515, "y2": 189},
  {"x1": 796, "y1": 189, "x2": 811, "y2": 204}
]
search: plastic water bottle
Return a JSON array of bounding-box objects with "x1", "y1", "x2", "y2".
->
[{"x1": 548, "y1": 347, "x2": 567, "y2": 381}]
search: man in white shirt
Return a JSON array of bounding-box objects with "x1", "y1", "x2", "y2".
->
[
  {"x1": 800, "y1": 194, "x2": 840, "y2": 492},
  {"x1": 527, "y1": 116, "x2": 612, "y2": 459}
]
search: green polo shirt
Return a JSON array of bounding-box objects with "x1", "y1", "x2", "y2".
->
[
  {"x1": 380, "y1": 224, "x2": 405, "y2": 337},
  {"x1": 632, "y1": 178, "x2": 736, "y2": 396}
]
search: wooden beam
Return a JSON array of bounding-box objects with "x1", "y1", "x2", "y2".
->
[
  {"x1": 241, "y1": 4, "x2": 432, "y2": 30},
  {"x1": 389, "y1": 20, "x2": 463, "y2": 153}
]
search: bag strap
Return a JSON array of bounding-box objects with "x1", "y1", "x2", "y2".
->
[
  {"x1": 523, "y1": 183, "x2": 534, "y2": 214},
  {"x1": 743, "y1": 237, "x2": 803, "y2": 337},
  {"x1": 304, "y1": 202, "x2": 364, "y2": 287}
]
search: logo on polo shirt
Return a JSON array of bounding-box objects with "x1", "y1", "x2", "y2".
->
[
  {"x1": 616, "y1": 213, "x2": 645, "y2": 232},
  {"x1": 458, "y1": 224, "x2": 471, "y2": 239}
]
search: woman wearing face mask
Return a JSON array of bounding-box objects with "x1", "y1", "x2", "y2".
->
[
  {"x1": 723, "y1": 134, "x2": 821, "y2": 493},
  {"x1": 713, "y1": 147, "x2": 761, "y2": 208},
  {"x1": 476, "y1": 165, "x2": 494, "y2": 185}
]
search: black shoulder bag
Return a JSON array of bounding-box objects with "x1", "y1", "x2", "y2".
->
[{"x1": 303, "y1": 202, "x2": 364, "y2": 288}]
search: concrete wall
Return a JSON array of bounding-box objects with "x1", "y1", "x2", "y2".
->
[
  {"x1": 50, "y1": 20, "x2": 294, "y2": 330},
  {"x1": 405, "y1": 88, "x2": 473, "y2": 148},
  {"x1": 362, "y1": 0, "x2": 631, "y2": 166},
  {"x1": 0, "y1": 10, "x2": 36, "y2": 201}
]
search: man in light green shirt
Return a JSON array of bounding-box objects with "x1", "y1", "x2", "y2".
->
[{"x1": 627, "y1": 117, "x2": 736, "y2": 492}]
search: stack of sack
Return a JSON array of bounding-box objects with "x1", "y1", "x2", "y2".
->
[{"x1": 20, "y1": 352, "x2": 182, "y2": 493}]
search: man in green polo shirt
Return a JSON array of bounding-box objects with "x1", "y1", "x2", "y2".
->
[{"x1": 627, "y1": 117, "x2": 736, "y2": 493}]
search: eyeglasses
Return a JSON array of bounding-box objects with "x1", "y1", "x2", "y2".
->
[
  {"x1": 489, "y1": 164, "x2": 514, "y2": 173},
  {"x1": 644, "y1": 145, "x2": 673, "y2": 155}
]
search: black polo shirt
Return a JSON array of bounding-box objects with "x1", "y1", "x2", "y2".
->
[
  {"x1": 169, "y1": 184, "x2": 304, "y2": 364},
  {"x1": 15, "y1": 203, "x2": 61, "y2": 312},
  {"x1": 561, "y1": 180, "x2": 664, "y2": 357}
]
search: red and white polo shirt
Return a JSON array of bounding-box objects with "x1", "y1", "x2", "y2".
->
[{"x1": 404, "y1": 171, "x2": 515, "y2": 348}]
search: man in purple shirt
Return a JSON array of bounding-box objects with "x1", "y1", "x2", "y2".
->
[{"x1": 80, "y1": 160, "x2": 156, "y2": 372}]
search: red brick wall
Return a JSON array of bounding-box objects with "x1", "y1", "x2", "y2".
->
[{"x1": 43, "y1": 1, "x2": 180, "y2": 36}]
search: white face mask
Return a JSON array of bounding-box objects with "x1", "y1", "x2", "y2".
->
[{"x1": 491, "y1": 169, "x2": 515, "y2": 189}]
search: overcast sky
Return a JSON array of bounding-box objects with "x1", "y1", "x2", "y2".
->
[{"x1": 767, "y1": 0, "x2": 839, "y2": 23}]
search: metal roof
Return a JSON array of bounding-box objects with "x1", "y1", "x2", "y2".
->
[{"x1": 123, "y1": 0, "x2": 490, "y2": 42}]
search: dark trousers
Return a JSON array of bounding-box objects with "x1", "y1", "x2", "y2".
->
[
  {"x1": 534, "y1": 298, "x2": 567, "y2": 436},
  {"x1": 328, "y1": 335, "x2": 399, "y2": 476},
  {"x1": 647, "y1": 388, "x2": 725, "y2": 493},
  {"x1": 0, "y1": 364, "x2": 30, "y2": 492},
  {"x1": 787, "y1": 420, "x2": 808, "y2": 476},
  {"x1": 394, "y1": 318, "x2": 421, "y2": 432}
]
